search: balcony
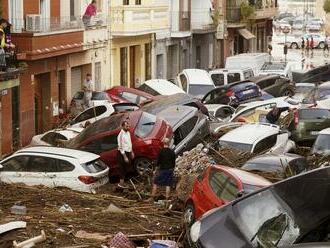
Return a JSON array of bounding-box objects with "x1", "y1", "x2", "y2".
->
[
  {"x1": 250, "y1": 0, "x2": 279, "y2": 19},
  {"x1": 110, "y1": 6, "x2": 169, "y2": 36},
  {"x1": 191, "y1": 10, "x2": 215, "y2": 32},
  {"x1": 0, "y1": 52, "x2": 22, "y2": 90},
  {"x1": 171, "y1": 11, "x2": 191, "y2": 36},
  {"x1": 226, "y1": 6, "x2": 241, "y2": 24},
  {"x1": 83, "y1": 15, "x2": 109, "y2": 49}
]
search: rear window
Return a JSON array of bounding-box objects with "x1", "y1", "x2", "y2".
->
[
  {"x1": 139, "y1": 84, "x2": 160, "y2": 96},
  {"x1": 228, "y1": 73, "x2": 241, "y2": 84},
  {"x1": 41, "y1": 132, "x2": 68, "y2": 145},
  {"x1": 298, "y1": 109, "x2": 330, "y2": 120},
  {"x1": 219, "y1": 140, "x2": 252, "y2": 152},
  {"x1": 135, "y1": 112, "x2": 157, "y2": 138},
  {"x1": 82, "y1": 159, "x2": 108, "y2": 173}
]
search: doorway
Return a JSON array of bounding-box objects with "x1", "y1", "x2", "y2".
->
[
  {"x1": 12, "y1": 86, "x2": 20, "y2": 150},
  {"x1": 129, "y1": 46, "x2": 136, "y2": 88}
]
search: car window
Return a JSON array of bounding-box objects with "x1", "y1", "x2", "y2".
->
[
  {"x1": 298, "y1": 109, "x2": 330, "y2": 120},
  {"x1": 135, "y1": 112, "x2": 157, "y2": 138},
  {"x1": 257, "y1": 79, "x2": 275, "y2": 89},
  {"x1": 27, "y1": 156, "x2": 57, "y2": 172},
  {"x1": 209, "y1": 170, "x2": 238, "y2": 202},
  {"x1": 82, "y1": 159, "x2": 108, "y2": 173},
  {"x1": 73, "y1": 105, "x2": 107, "y2": 124},
  {"x1": 80, "y1": 135, "x2": 118, "y2": 154},
  {"x1": 113, "y1": 104, "x2": 139, "y2": 113},
  {"x1": 41, "y1": 132, "x2": 68, "y2": 145},
  {"x1": 216, "y1": 107, "x2": 234, "y2": 119},
  {"x1": 253, "y1": 134, "x2": 278, "y2": 153},
  {"x1": 180, "y1": 74, "x2": 188, "y2": 92},
  {"x1": 180, "y1": 116, "x2": 198, "y2": 137},
  {"x1": 219, "y1": 140, "x2": 252, "y2": 152},
  {"x1": 58, "y1": 160, "x2": 75, "y2": 172},
  {"x1": 120, "y1": 92, "x2": 138, "y2": 104},
  {"x1": 243, "y1": 70, "x2": 254, "y2": 79},
  {"x1": 1, "y1": 156, "x2": 30, "y2": 171},
  {"x1": 228, "y1": 73, "x2": 241, "y2": 84},
  {"x1": 211, "y1": 74, "x2": 225, "y2": 87},
  {"x1": 174, "y1": 129, "x2": 185, "y2": 146},
  {"x1": 139, "y1": 84, "x2": 159, "y2": 96},
  {"x1": 91, "y1": 92, "x2": 109, "y2": 100}
]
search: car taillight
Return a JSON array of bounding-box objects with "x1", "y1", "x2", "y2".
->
[
  {"x1": 294, "y1": 110, "x2": 299, "y2": 128},
  {"x1": 78, "y1": 176, "x2": 97, "y2": 184},
  {"x1": 226, "y1": 90, "x2": 234, "y2": 97}
]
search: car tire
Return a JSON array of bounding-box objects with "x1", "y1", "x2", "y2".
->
[
  {"x1": 290, "y1": 43, "x2": 299, "y2": 49},
  {"x1": 318, "y1": 42, "x2": 325, "y2": 49},
  {"x1": 281, "y1": 88, "x2": 294, "y2": 97},
  {"x1": 134, "y1": 157, "x2": 153, "y2": 176},
  {"x1": 184, "y1": 202, "x2": 195, "y2": 228}
]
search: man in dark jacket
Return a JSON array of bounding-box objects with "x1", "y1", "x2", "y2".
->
[{"x1": 266, "y1": 105, "x2": 290, "y2": 124}]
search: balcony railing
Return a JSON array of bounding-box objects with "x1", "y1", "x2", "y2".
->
[
  {"x1": 0, "y1": 51, "x2": 22, "y2": 82},
  {"x1": 226, "y1": 6, "x2": 241, "y2": 23}
]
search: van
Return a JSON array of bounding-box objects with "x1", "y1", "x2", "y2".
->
[
  {"x1": 225, "y1": 53, "x2": 271, "y2": 75},
  {"x1": 209, "y1": 68, "x2": 254, "y2": 87},
  {"x1": 176, "y1": 69, "x2": 216, "y2": 98}
]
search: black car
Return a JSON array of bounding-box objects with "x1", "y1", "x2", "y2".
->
[
  {"x1": 202, "y1": 81, "x2": 262, "y2": 107},
  {"x1": 186, "y1": 166, "x2": 330, "y2": 248},
  {"x1": 250, "y1": 75, "x2": 295, "y2": 97},
  {"x1": 293, "y1": 64, "x2": 330, "y2": 84}
]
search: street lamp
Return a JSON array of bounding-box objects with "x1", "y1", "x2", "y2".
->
[{"x1": 283, "y1": 27, "x2": 290, "y2": 63}]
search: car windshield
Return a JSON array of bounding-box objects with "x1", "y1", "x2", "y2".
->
[
  {"x1": 188, "y1": 85, "x2": 215, "y2": 97},
  {"x1": 218, "y1": 140, "x2": 252, "y2": 152},
  {"x1": 134, "y1": 112, "x2": 157, "y2": 138},
  {"x1": 312, "y1": 134, "x2": 330, "y2": 155},
  {"x1": 82, "y1": 159, "x2": 108, "y2": 173}
]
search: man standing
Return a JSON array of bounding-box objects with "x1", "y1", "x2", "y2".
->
[
  {"x1": 306, "y1": 38, "x2": 310, "y2": 56},
  {"x1": 82, "y1": 0, "x2": 97, "y2": 27},
  {"x1": 117, "y1": 121, "x2": 134, "y2": 189},
  {"x1": 151, "y1": 138, "x2": 176, "y2": 201},
  {"x1": 310, "y1": 37, "x2": 314, "y2": 57},
  {"x1": 83, "y1": 73, "x2": 94, "y2": 108},
  {"x1": 301, "y1": 37, "x2": 305, "y2": 55}
]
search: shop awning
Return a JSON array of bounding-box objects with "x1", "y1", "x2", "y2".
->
[{"x1": 238, "y1": 28, "x2": 256, "y2": 40}]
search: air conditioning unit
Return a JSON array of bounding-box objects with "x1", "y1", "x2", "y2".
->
[{"x1": 26, "y1": 14, "x2": 41, "y2": 32}]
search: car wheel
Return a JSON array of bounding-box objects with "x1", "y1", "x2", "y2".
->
[
  {"x1": 281, "y1": 88, "x2": 294, "y2": 97},
  {"x1": 134, "y1": 157, "x2": 153, "y2": 176},
  {"x1": 184, "y1": 202, "x2": 195, "y2": 228},
  {"x1": 290, "y1": 43, "x2": 299, "y2": 49},
  {"x1": 318, "y1": 42, "x2": 325, "y2": 49}
]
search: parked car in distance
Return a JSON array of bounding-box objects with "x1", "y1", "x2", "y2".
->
[
  {"x1": 0, "y1": 147, "x2": 109, "y2": 193},
  {"x1": 250, "y1": 75, "x2": 295, "y2": 97},
  {"x1": 141, "y1": 93, "x2": 209, "y2": 116},
  {"x1": 209, "y1": 68, "x2": 254, "y2": 87},
  {"x1": 105, "y1": 86, "x2": 156, "y2": 105},
  {"x1": 187, "y1": 166, "x2": 330, "y2": 248},
  {"x1": 289, "y1": 34, "x2": 327, "y2": 49},
  {"x1": 205, "y1": 104, "x2": 235, "y2": 122},
  {"x1": 176, "y1": 69, "x2": 216, "y2": 98},
  {"x1": 69, "y1": 91, "x2": 111, "y2": 116},
  {"x1": 292, "y1": 20, "x2": 304, "y2": 30},
  {"x1": 202, "y1": 81, "x2": 262, "y2": 107},
  {"x1": 218, "y1": 123, "x2": 296, "y2": 154},
  {"x1": 68, "y1": 103, "x2": 139, "y2": 129},
  {"x1": 290, "y1": 108, "x2": 330, "y2": 143},
  {"x1": 312, "y1": 128, "x2": 330, "y2": 156},
  {"x1": 138, "y1": 79, "x2": 185, "y2": 96},
  {"x1": 157, "y1": 106, "x2": 210, "y2": 155},
  {"x1": 66, "y1": 111, "x2": 173, "y2": 176},
  {"x1": 306, "y1": 20, "x2": 322, "y2": 32},
  {"x1": 184, "y1": 165, "x2": 271, "y2": 226},
  {"x1": 30, "y1": 127, "x2": 83, "y2": 147},
  {"x1": 225, "y1": 53, "x2": 270, "y2": 75},
  {"x1": 242, "y1": 153, "x2": 309, "y2": 174}
]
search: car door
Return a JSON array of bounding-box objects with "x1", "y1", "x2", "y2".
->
[{"x1": 0, "y1": 155, "x2": 30, "y2": 184}]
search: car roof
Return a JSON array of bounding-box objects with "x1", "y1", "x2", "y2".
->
[
  {"x1": 108, "y1": 86, "x2": 154, "y2": 98},
  {"x1": 220, "y1": 123, "x2": 280, "y2": 144},
  {"x1": 215, "y1": 165, "x2": 271, "y2": 186},
  {"x1": 157, "y1": 105, "x2": 197, "y2": 127},
  {"x1": 246, "y1": 153, "x2": 303, "y2": 165},
  {"x1": 143, "y1": 80, "x2": 185, "y2": 95},
  {"x1": 319, "y1": 128, "x2": 330, "y2": 135},
  {"x1": 182, "y1": 69, "x2": 214, "y2": 85},
  {"x1": 14, "y1": 146, "x2": 100, "y2": 164},
  {"x1": 319, "y1": 81, "x2": 330, "y2": 89}
]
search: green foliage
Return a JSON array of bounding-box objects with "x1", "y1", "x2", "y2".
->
[
  {"x1": 240, "y1": 2, "x2": 255, "y2": 21},
  {"x1": 324, "y1": 0, "x2": 330, "y2": 13}
]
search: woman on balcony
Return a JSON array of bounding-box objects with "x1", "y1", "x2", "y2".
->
[{"x1": 82, "y1": 0, "x2": 97, "y2": 28}]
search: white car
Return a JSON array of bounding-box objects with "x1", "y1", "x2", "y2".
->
[
  {"x1": 139, "y1": 79, "x2": 185, "y2": 96},
  {"x1": 225, "y1": 53, "x2": 270, "y2": 75},
  {"x1": 258, "y1": 61, "x2": 300, "y2": 80},
  {"x1": 0, "y1": 147, "x2": 109, "y2": 193},
  {"x1": 209, "y1": 68, "x2": 254, "y2": 87},
  {"x1": 205, "y1": 104, "x2": 235, "y2": 121},
  {"x1": 30, "y1": 127, "x2": 83, "y2": 147},
  {"x1": 218, "y1": 123, "x2": 296, "y2": 154},
  {"x1": 312, "y1": 128, "x2": 330, "y2": 156}
]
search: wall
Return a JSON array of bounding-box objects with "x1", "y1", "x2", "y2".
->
[
  {"x1": 0, "y1": 0, "x2": 9, "y2": 19},
  {"x1": 1, "y1": 91, "x2": 12, "y2": 155},
  {"x1": 23, "y1": 0, "x2": 40, "y2": 15}
]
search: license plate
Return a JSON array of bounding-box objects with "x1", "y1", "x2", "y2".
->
[
  {"x1": 311, "y1": 131, "x2": 319, "y2": 135},
  {"x1": 243, "y1": 89, "x2": 254, "y2": 95}
]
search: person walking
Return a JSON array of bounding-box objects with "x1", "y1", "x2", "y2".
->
[
  {"x1": 324, "y1": 36, "x2": 329, "y2": 57},
  {"x1": 151, "y1": 138, "x2": 176, "y2": 202},
  {"x1": 310, "y1": 37, "x2": 314, "y2": 57},
  {"x1": 306, "y1": 38, "x2": 310, "y2": 56},
  {"x1": 82, "y1": 0, "x2": 97, "y2": 27},
  {"x1": 301, "y1": 37, "x2": 305, "y2": 55},
  {"x1": 82, "y1": 73, "x2": 94, "y2": 108},
  {"x1": 117, "y1": 121, "x2": 134, "y2": 189}
]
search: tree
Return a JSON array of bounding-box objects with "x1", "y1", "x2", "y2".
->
[
  {"x1": 240, "y1": 2, "x2": 255, "y2": 21},
  {"x1": 324, "y1": 0, "x2": 330, "y2": 13}
]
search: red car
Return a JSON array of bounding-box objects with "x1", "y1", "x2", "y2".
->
[
  {"x1": 66, "y1": 110, "x2": 173, "y2": 176},
  {"x1": 184, "y1": 165, "x2": 271, "y2": 226},
  {"x1": 105, "y1": 86, "x2": 156, "y2": 105}
]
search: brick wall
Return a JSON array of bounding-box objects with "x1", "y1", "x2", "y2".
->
[
  {"x1": 1, "y1": 90, "x2": 13, "y2": 155},
  {"x1": 23, "y1": 0, "x2": 40, "y2": 16},
  {"x1": 0, "y1": 0, "x2": 9, "y2": 19}
]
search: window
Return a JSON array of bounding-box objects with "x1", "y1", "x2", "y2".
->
[
  {"x1": 73, "y1": 105, "x2": 107, "y2": 124},
  {"x1": 2, "y1": 156, "x2": 29, "y2": 171},
  {"x1": 135, "y1": 0, "x2": 141, "y2": 5},
  {"x1": 82, "y1": 159, "x2": 108, "y2": 173},
  {"x1": 135, "y1": 112, "x2": 156, "y2": 138},
  {"x1": 138, "y1": 84, "x2": 159, "y2": 96},
  {"x1": 211, "y1": 74, "x2": 225, "y2": 86},
  {"x1": 253, "y1": 134, "x2": 278, "y2": 153},
  {"x1": 257, "y1": 79, "x2": 275, "y2": 89},
  {"x1": 228, "y1": 73, "x2": 241, "y2": 84},
  {"x1": 123, "y1": 0, "x2": 129, "y2": 5},
  {"x1": 215, "y1": 107, "x2": 234, "y2": 119},
  {"x1": 120, "y1": 92, "x2": 138, "y2": 104},
  {"x1": 179, "y1": 74, "x2": 188, "y2": 92},
  {"x1": 120, "y1": 47, "x2": 128, "y2": 86},
  {"x1": 27, "y1": 156, "x2": 57, "y2": 172},
  {"x1": 81, "y1": 135, "x2": 118, "y2": 154},
  {"x1": 41, "y1": 132, "x2": 68, "y2": 146},
  {"x1": 209, "y1": 170, "x2": 238, "y2": 202},
  {"x1": 180, "y1": 116, "x2": 198, "y2": 137},
  {"x1": 299, "y1": 109, "x2": 330, "y2": 120},
  {"x1": 58, "y1": 160, "x2": 75, "y2": 172},
  {"x1": 243, "y1": 70, "x2": 254, "y2": 79}
]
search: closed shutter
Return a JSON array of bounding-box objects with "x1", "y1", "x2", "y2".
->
[{"x1": 71, "y1": 67, "x2": 82, "y2": 97}]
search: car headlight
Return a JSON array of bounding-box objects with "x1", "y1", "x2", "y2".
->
[{"x1": 190, "y1": 221, "x2": 201, "y2": 243}]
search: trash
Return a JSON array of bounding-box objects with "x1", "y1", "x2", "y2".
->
[
  {"x1": 0, "y1": 221, "x2": 26, "y2": 235},
  {"x1": 130, "y1": 179, "x2": 142, "y2": 200},
  {"x1": 13, "y1": 230, "x2": 46, "y2": 248},
  {"x1": 75, "y1": 230, "x2": 111, "y2": 241},
  {"x1": 10, "y1": 205, "x2": 27, "y2": 215},
  {"x1": 59, "y1": 204, "x2": 73, "y2": 213},
  {"x1": 56, "y1": 227, "x2": 66, "y2": 233},
  {"x1": 150, "y1": 240, "x2": 178, "y2": 248},
  {"x1": 107, "y1": 232, "x2": 135, "y2": 248},
  {"x1": 103, "y1": 203, "x2": 124, "y2": 214}
]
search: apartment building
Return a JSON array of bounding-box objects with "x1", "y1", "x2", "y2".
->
[{"x1": 0, "y1": 0, "x2": 110, "y2": 152}]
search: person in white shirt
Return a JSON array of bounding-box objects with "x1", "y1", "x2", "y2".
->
[
  {"x1": 117, "y1": 120, "x2": 134, "y2": 188},
  {"x1": 83, "y1": 73, "x2": 94, "y2": 108}
]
